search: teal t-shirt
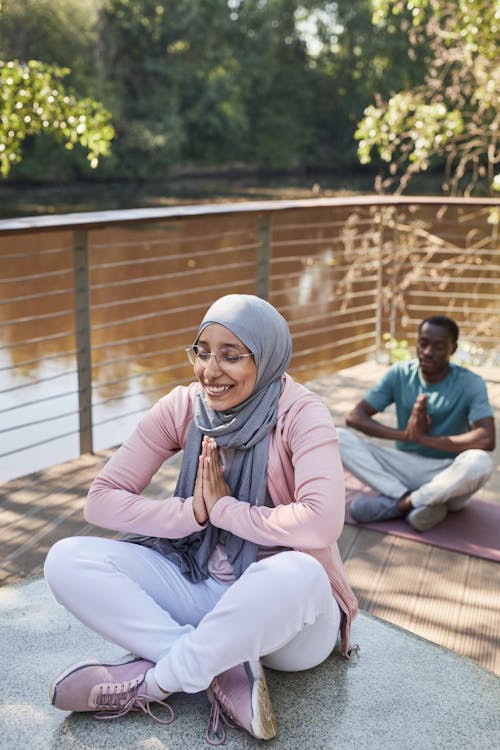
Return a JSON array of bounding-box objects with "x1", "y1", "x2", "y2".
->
[{"x1": 364, "y1": 360, "x2": 494, "y2": 458}]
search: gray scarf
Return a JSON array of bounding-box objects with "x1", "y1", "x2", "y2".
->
[{"x1": 126, "y1": 294, "x2": 292, "y2": 582}]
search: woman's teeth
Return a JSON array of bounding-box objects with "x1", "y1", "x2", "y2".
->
[{"x1": 206, "y1": 385, "x2": 231, "y2": 394}]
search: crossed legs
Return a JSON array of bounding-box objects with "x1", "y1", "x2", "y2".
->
[
  {"x1": 337, "y1": 427, "x2": 493, "y2": 529},
  {"x1": 44, "y1": 537, "x2": 341, "y2": 694}
]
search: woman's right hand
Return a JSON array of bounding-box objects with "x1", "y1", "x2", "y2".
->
[
  {"x1": 201, "y1": 439, "x2": 231, "y2": 514},
  {"x1": 193, "y1": 437, "x2": 209, "y2": 525}
]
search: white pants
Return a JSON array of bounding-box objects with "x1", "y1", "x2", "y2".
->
[
  {"x1": 44, "y1": 537, "x2": 341, "y2": 694},
  {"x1": 337, "y1": 427, "x2": 493, "y2": 509}
]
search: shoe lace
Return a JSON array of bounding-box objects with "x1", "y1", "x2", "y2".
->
[
  {"x1": 205, "y1": 687, "x2": 236, "y2": 746},
  {"x1": 347, "y1": 643, "x2": 361, "y2": 662},
  {"x1": 93, "y1": 677, "x2": 175, "y2": 725}
]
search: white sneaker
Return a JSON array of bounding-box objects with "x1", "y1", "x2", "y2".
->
[{"x1": 407, "y1": 504, "x2": 448, "y2": 532}]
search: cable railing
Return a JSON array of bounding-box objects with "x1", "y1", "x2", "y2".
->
[{"x1": 0, "y1": 195, "x2": 499, "y2": 483}]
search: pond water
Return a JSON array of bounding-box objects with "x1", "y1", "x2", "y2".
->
[{"x1": 0, "y1": 171, "x2": 384, "y2": 218}]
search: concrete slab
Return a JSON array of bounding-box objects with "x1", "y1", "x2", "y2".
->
[{"x1": 1, "y1": 576, "x2": 498, "y2": 750}]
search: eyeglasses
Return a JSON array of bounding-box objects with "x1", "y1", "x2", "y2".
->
[{"x1": 185, "y1": 345, "x2": 254, "y2": 366}]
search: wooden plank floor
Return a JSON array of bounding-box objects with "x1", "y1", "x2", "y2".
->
[{"x1": 1, "y1": 363, "x2": 499, "y2": 675}]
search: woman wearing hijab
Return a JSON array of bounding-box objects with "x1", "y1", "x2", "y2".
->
[{"x1": 44, "y1": 294, "x2": 357, "y2": 744}]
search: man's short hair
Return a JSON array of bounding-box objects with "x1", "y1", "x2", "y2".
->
[{"x1": 419, "y1": 315, "x2": 459, "y2": 345}]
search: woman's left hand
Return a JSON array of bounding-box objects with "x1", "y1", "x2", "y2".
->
[{"x1": 202, "y1": 438, "x2": 231, "y2": 514}]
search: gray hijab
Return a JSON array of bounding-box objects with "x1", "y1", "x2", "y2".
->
[{"x1": 126, "y1": 294, "x2": 292, "y2": 582}]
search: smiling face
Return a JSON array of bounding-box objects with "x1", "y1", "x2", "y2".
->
[
  {"x1": 193, "y1": 323, "x2": 258, "y2": 411},
  {"x1": 416, "y1": 322, "x2": 457, "y2": 383}
]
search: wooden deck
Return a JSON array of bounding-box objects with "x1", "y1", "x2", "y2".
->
[{"x1": 1, "y1": 362, "x2": 499, "y2": 675}]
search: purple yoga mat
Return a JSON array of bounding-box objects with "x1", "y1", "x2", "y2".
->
[{"x1": 344, "y1": 472, "x2": 500, "y2": 563}]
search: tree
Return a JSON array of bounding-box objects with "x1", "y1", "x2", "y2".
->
[
  {"x1": 355, "y1": 0, "x2": 499, "y2": 195},
  {"x1": 95, "y1": 0, "x2": 198, "y2": 177},
  {"x1": 0, "y1": 0, "x2": 99, "y2": 93},
  {"x1": 304, "y1": 0, "x2": 427, "y2": 168},
  {"x1": 228, "y1": 0, "x2": 318, "y2": 168},
  {"x1": 0, "y1": 59, "x2": 114, "y2": 178},
  {"x1": 154, "y1": 0, "x2": 247, "y2": 167},
  {"x1": 96, "y1": 0, "x2": 320, "y2": 175}
]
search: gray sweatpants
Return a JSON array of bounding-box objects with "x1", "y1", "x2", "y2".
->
[{"x1": 337, "y1": 427, "x2": 493, "y2": 509}]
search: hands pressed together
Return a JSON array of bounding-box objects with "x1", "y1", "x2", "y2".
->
[
  {"x1": 404, "y1": 393, "x2": 431, "y2": 443},
  {"x1": 193, "y1": 436, "x2": 231, "y2": 525}
]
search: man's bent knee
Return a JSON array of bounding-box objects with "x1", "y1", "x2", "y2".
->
[{"x1": 456, "y1": 449, "x2": 493, "y2": 482}]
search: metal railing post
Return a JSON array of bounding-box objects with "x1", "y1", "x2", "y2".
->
[
  {"x1": 72, "y1": 229, "x2": 93, "y2": 455},
  {"x1": 256, "y1": 213, "x2": 271, "y2": 300},
  {"x1": 389, "y1": 209, "x2": 399, "y2": 350},
  {"x1": 375, "y1": 209, "x2": 384, "y2": 362}
]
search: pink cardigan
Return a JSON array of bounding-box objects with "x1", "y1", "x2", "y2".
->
[{"x1": 86, "y1": 374, "x2": 358, "y2": 654}]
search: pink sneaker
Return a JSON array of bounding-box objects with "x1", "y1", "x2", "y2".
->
[
  {"x1": 206, "y1": 660, "x2": 277, "y2": 744},
  {"x1": 49, "y1": 654, "x2": 174, "y2": 724}
]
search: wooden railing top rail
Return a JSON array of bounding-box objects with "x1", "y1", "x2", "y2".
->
[{"x1": 1, "y1": 195, "x2": 499, "y2": 234}]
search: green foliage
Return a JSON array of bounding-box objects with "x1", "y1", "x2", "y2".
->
[
  {"x1": 356, "y1": 0, "x2": 500, "y2": 194},
  {"x1": 94, "y1": 0, "x2": 194, "y2": 176},
  {"x1": 370, "y1": 0, "x2": 431, "y2": 25},
  {"x1": 310, "y1": 0, "x2": 427, "y2": 166},
  {"x1": 96, "y1": 0, "x2": 323, "y2": 174},
  {"x1": 0, "y1": 59, "x2": 114, "y2": 177},
  {"x1": 227, "y1": 0, "x2": 318, "y2": 167},
  {"x1": 382, "y1": 333, "x2": 412, "y2": 363},
  {"x1": 0, "y1": 0, "x2": 99, "y2": 92},
  {"x1": 1, "y1": 0, "x2": 420, "y2": 180},
  {"x1": 4, "y1": 0, "x2": 492, "y2": 184},
  {"x1": 356, "y1": 94, "x2": 464, "y2": 169},
  {"x1": 384, "y1": 333, "x2": 500, "y2": 368}
]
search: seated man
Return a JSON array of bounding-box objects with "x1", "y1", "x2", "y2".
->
[{"x1": 337, "y1": 316, "x2": 495, "y2": 532}]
